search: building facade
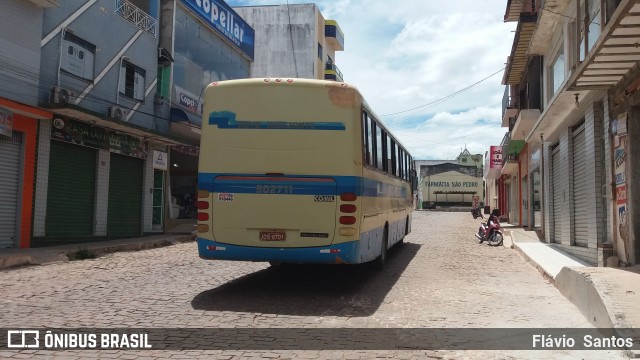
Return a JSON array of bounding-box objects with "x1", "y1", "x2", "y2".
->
[
  {"x1": 33, "y1": 0, "x2": 187, "y2": 246},
  {"x1": 501, "y1": 0, "x2": 639, "y2": 266},
  {"x1": 158, "y1": 0, "x2": 254, "y2": 230},
  {"x1": 416, "y1": 149, "x2": 484, "y2": 209},
  {"x1": 0, "y1": 0, "x2": 256, "y2": 248},
  {"x1": 233, "y1": 4, "x2": 345, "y2": 81},
  {"x1": 0, "y1": 0, "x2": 56, "y2": 249}
]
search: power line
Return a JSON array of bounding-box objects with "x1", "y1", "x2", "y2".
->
[
  {"x1": 540, "y1": 6, "x2": 600, "y2": 26},
  {"x1": 381, "y1": 67, "x2": 505, "y2": 117}
]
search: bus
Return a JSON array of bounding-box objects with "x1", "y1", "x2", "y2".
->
[{"x1": 196, "y1": 78, "x2": 415, "y2": 268}]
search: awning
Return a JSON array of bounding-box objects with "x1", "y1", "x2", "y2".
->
[
  {"x1": 170, "y1": 107, "x2": 201, "y2": 145},
  {"x1": 170, "y1": 107, "x2": 201, "y2": 126},
  {"x1": 503, "y1": 15, "x2": 537, "y2": 85},
  {"x1": 0, "y1": 98, "x2": 52, "y2": 120},
  {"x1": 568, "y1": 0, "x2": 640, "y2": 90}
]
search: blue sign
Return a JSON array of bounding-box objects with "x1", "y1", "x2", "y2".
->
[{"x1": 181, "y1": 0, "x2": 255, "y2": 60}]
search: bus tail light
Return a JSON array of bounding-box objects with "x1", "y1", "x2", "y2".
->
[
  {"x1": 340, "y1": 193, "x2": 357, "y2": 201},
  {"x1": 339, "y1": 216, "x2": 356, "y2": 225},
  {"x1": 340, "y1": 204, "x2": 356, "y2": 213},
  {"x1": 197, "y1": 190, "x2": 211, "y2": 225}
]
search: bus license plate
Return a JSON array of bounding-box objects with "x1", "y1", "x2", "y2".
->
[{"x1": 260, "y1": 231, "x2": 286, "y2": 241}]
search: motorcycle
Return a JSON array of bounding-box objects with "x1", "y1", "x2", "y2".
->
[
  {"x1": 475, "y1": 209, "x2": 503, "y2": 246},
  {"x1": 471, "y1": 207, "x2": 484, "y2": 219}
]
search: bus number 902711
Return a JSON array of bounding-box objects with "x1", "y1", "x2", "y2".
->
[{"x1": 256, "y1": 185, "x2": 294, "y2": 194}]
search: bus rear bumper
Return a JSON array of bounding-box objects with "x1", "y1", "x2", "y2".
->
[{"x1": 197, "y1": 238, "x2": 361, "y2": 264}]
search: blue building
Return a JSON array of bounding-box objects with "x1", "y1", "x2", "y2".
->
[{"x1": 9, "y1": 0, "x2": 256, "y2": 246}]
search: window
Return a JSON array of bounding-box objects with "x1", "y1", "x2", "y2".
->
[
  {"x1": 391, "y1": 140, "x2": 397, "y2": 177},
  {"x1": 551, "y1": 46, "x2": 565, "y2": 95},
  {"x1": 318, "y1": 43, "x2": 323, "y2": 60},
  {"x1": 120, "y1": 61, "x2": 146, "y2": 101},
  {"x1": 368, "y1": 115, "x2": 375, "y2": 167},
  {"x1": 60, "y1": 32, "x2": 95, "y2": 81},
  {"x1": 376, "y1": 128, "x2": 384, "y2": 171},
  {"x1": 579, "y1": 0, "x2": 601, "y2": 61},
  {"x1": 398, "y1": 148, "x2": 404, "y2": 179},
  {"x1": 362, "y1": 111, "x2": 372, "y2": 165},
  {"x1": 385, "y1": 134, "x2": 391, "y2": 172}
]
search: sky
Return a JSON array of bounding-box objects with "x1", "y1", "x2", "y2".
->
[{"x1": 227, "y1": 0, "x2": 517, "y2": 160}]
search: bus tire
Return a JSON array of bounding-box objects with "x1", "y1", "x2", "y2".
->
[{"x1": 372, "y1": 228, "x2": 388, "y2": 270}]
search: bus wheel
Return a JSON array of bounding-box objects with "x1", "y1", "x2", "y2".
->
[{"x1": 372, "y1": 228, "x2": 388, "y2": 270}]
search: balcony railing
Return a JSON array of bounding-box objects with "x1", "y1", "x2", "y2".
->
[
  {"x1": 502, "y1": 154, "x2": 519, "y2": 166},
  {"x1": 502, "y1": 86, "x2": 518, "y2": 120},
  {"x1": 115, "y1": 0, "x2": 157, "y2": 38},
  {"x1": 324, "y1": 63, "x2": 343, "y2": 82}
]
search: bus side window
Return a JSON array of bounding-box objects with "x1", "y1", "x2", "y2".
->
[
  {"x1": 362, "y1": 111, "x2": 370, "y2": 165},
  {"x1": 391, "y1": 140, "x2": 397, "y2": 177},
  {"x1": 370, "y1": 116, "x2": 378, "y2": 168}
]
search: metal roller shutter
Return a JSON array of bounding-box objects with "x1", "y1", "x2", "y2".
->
[
  {"x1": 572, "y1": 124, "x2": 588, "y2": 247},
  {"x1": 552, "y1": 147, "x2": 563, "y2": 243},
  {"x1": 0, "y1": 133, "x2": 22, "y2": 248},
  {"x1": 506, "y1": 184, "x2": 511, "y2": 221},
  {"x1": 107, "y1": 153, "x2": 143, "y2": 237},
  {"x1": 46, "y1": 140, "x2": 96, "y2": 237}
]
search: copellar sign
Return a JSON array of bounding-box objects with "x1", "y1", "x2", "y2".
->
[{"x1": 181, "y1": 0, "x2": 255, "y2": 60}]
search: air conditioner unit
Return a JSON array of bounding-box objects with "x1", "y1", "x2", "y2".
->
[
  {"x1": 107, "y1": 106, "x2": 129, "y2": 121},
  {"x1": 50, "y1": 86, "x2": 76, "y2": 105}
]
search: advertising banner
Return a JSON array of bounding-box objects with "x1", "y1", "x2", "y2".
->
[{"x1": 180, "y1": 0, "x2": 255, "y2": 60}]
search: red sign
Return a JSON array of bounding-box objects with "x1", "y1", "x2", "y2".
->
[{"x1": 490, "y1": 146, "x2": 502, "y2": 169}]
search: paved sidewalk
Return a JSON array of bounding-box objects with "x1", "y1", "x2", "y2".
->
[
  {"x1": 0, "y1": 233, "x2": 194, "y2": 270},
  {"x1": 504, "y1": 227, "x2": 640, "y2": 358}
]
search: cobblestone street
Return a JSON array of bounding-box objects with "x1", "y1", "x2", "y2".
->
[{"x1": 0, "y1": 212, "x2": 627, "y2": 359}]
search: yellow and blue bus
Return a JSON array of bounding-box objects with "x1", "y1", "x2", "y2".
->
[{"x1": 196, "y1": 78, "x2": 415, "y2": 268}]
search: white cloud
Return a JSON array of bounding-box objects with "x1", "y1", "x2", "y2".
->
[{"x1": 228, "y1": 0, "x2": 516, "y2": 160}]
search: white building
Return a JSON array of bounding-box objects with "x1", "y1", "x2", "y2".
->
[{"x1": 233, "y1": 4, "x2": 344, "y2": 81}]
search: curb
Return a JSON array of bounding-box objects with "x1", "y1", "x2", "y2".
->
[
  {"x1": 511, "y1": 241, "x2": 556, "y2": 283},
  {"x1": 511, "y1": 240, "x2": 640, "y2": 359},
  {"x1": 0, "y1": 235, "x2": 195, "y2": 271}
]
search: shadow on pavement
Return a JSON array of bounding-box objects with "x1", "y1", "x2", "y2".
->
[{"x1": 191, "y1": 242, "x2": 420, "y2": 317}]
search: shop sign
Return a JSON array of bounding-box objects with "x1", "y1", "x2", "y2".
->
[
  {"x1": 0, "y1": 109, "x2": 14, "y2": 137},
  {"x1": 180, "y1": 0, "x2": 255, "y2": 60},
  {"x1": 173, "y1": 145, "x2": 200, "y2": 157},
  {"x1": 51, "y1": 117, "x2": 147, "y2": 159},
  {"x1": 489, "y1": 146, "x2": 502, "y2": 170},
  {"x1": 153, "y1": 150, "x2": 168, "y2": 170},
  {"x1": 174, "y1": 86, "x2": 202, "y2": 115},
  {"x1": 109, "y1": 131, "x2": 147, "y2": 159},
  {"x1": 51, "y1": 117, "x2": 108, "y2": 149}
]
